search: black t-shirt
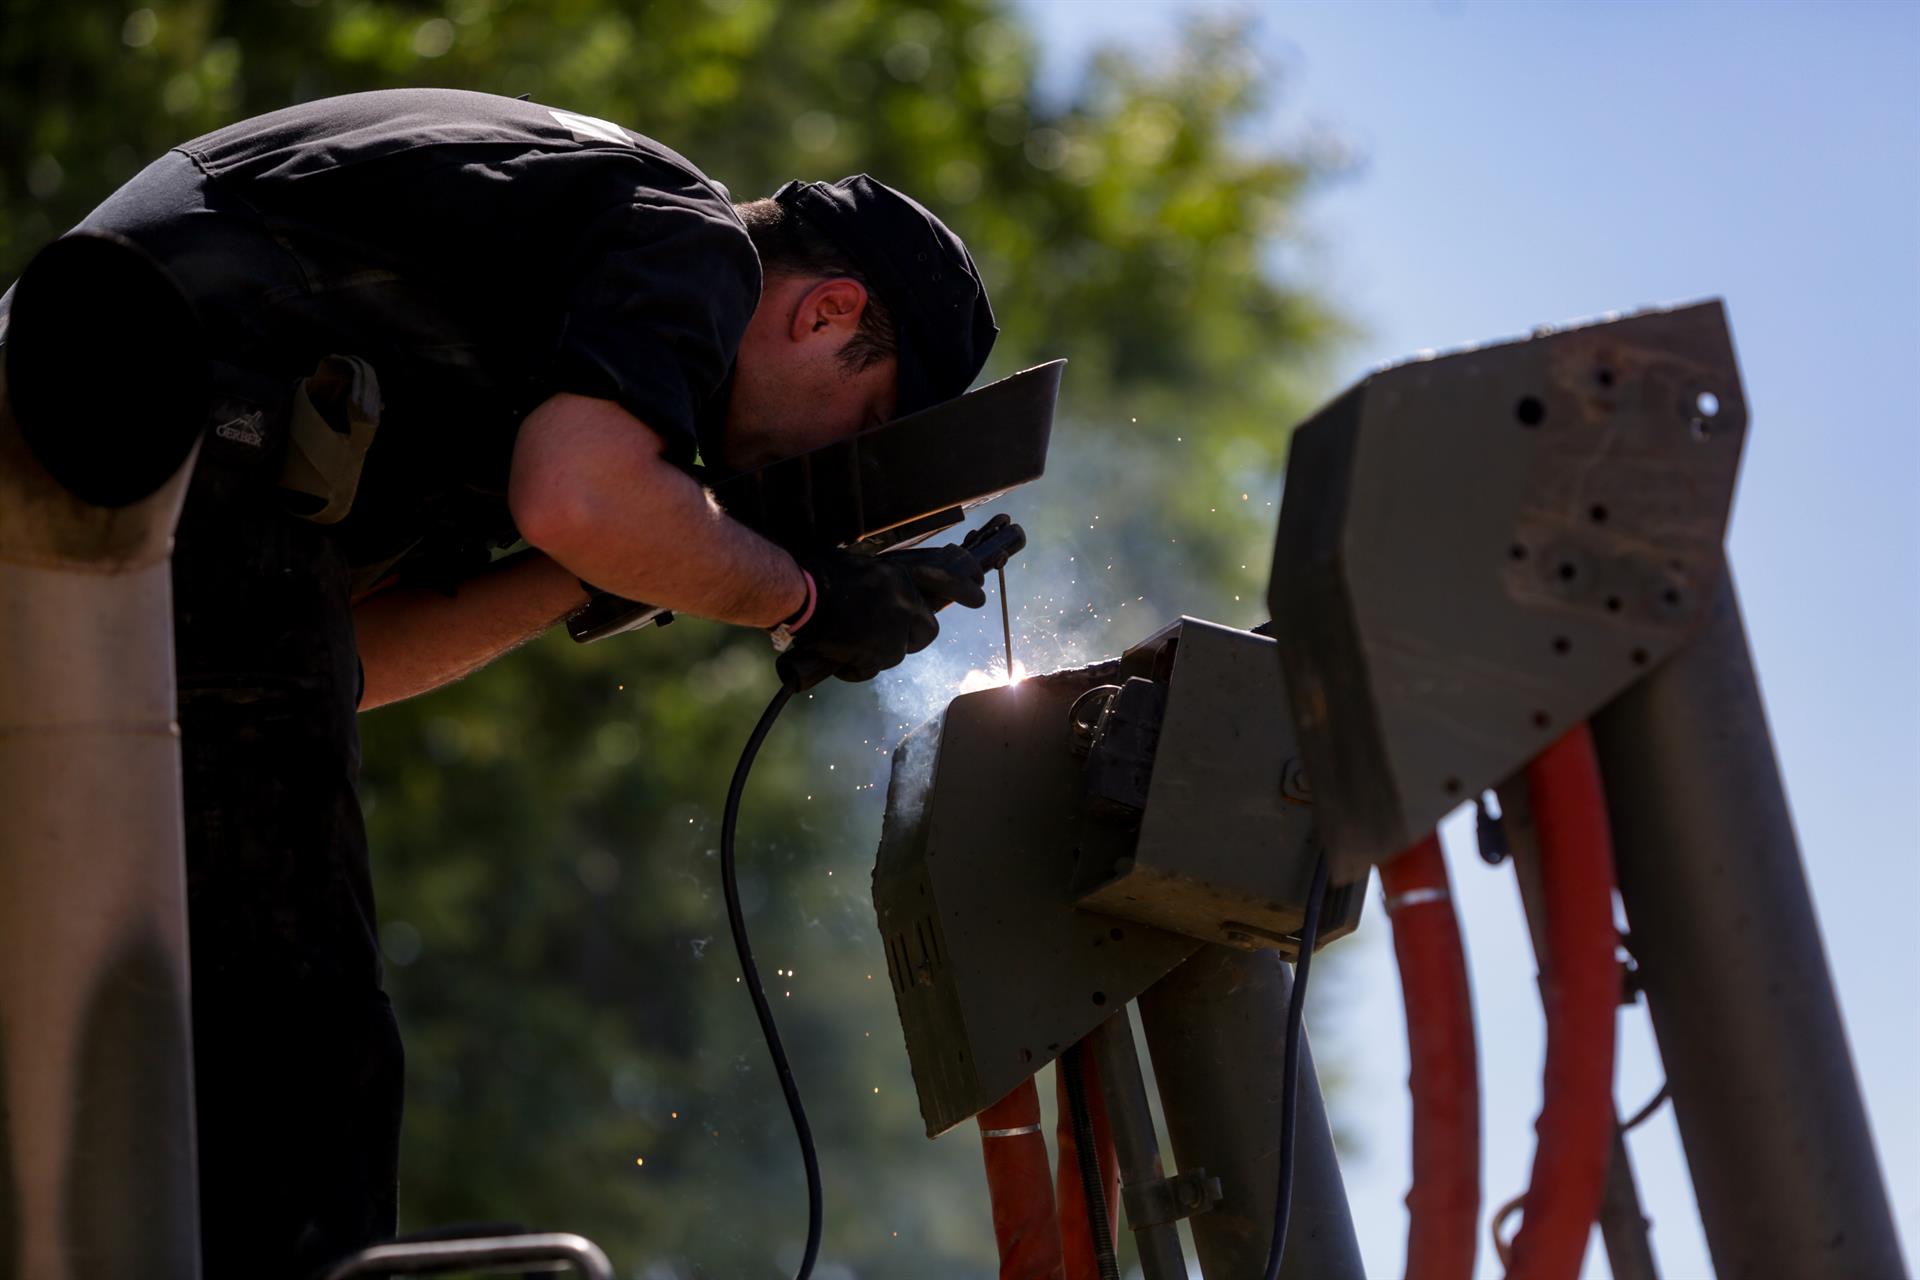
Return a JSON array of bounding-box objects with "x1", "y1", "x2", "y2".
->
[{"x1": 175, "y1": 87, "x2": 760, "y2": 584}]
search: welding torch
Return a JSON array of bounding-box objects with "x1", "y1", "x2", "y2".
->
[{"x1": 775, "y1": 514, "x2": 1027, "y2": 692}]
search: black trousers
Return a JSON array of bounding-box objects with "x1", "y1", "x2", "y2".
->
[{"x1": 43, "y1": 151, "x2": 404, "y2": 1278}]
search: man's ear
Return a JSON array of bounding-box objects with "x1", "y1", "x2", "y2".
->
[{"x1": 788, "y1": 277, "x2": 869, "y2": 343}]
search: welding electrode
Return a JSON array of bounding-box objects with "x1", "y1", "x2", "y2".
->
[{"x1": 958, "y1": 514, "x2": 1025, "y2": 676}]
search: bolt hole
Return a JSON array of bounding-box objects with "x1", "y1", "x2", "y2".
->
[
  {"x1": 1552, "y1": 636, "x2": 1572, "y2": 655},
  {"x1": 1516, "y1": 395, "x2": 1546, "y2": 427},
  {"x1": 1689, "y1": 417, "x2": 1712, "y2": 442},
  {"x1": 1556, "y1": 562, "x2": 1578, "y2": 582},
  {"x1": 1019, "y1": 1047, "x2": 1033, "y2": 1064},
  {"x1": 1589, "y1": 504, "x2": 1609, "y2": 524},
  {"x1": 1696, "y1": 391, "x2": 1720, "y2": 418},
  {"x1": 1509, "y1": 542, "x2": 1529, "y2": 562},
  {"x1": 1662, "y1": 587, "x2": 1682, "y2": 606},
  {"x1": 1443, "y1": 777, "x2": 1463, "y2": 796},
  {"x1": 1596, "y1": 368, "x2": 1616, "y2": 388},
  {"x1": 1532, "y1": 710, "x2": 1551, "y2": 729},
  {"x1": 1631, "y1": 648, "x2": 1650, "y2": 666},
  {"x1": 1091, "y1": 991, "x2": 1107, "y2": 1006},
  {"x1": 1108, "y1": 927, "x2": 1124, "y2": 942},
  {"x1": 1605, "y1": 596, "x2": 1623, "y2": 613}
]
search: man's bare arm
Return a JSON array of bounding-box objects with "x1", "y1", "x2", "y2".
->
[
  {"x1": 506, "y1": 392, "x2": 808, "y2": 627},
  {"x1": 353, "y1": 393, "x2": 808, "y2": 710},
  {"x1": 353, "y1": 549, "x2": 587, "y2": 710}
]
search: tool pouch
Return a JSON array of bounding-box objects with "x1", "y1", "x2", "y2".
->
[{"x1": 279, "y1": 354, "x2": 381, "y2": 524}]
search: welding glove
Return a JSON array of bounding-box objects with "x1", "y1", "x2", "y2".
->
[{"x1": 775, "y1": 545, "x2": 988, "y2": 691}]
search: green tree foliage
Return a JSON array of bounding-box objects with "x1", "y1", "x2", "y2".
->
[{"x1": 2, "y1": 2, "x2": 1350, "y2": 1274}]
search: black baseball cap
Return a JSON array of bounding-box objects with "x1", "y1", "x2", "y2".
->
[{"x1": 771, "y1": 174, "x2": 998, "y2": 418}]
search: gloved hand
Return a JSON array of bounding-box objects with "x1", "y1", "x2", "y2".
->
[{"x1": 774, "y1": 544, "x2": 988, "y2": 691}]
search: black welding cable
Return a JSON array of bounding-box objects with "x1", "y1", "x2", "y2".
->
[
  {"x1": 1061, "y1": 1042, "x2": 1122, "y2": 1280},
  {"x1": 721, "y1": 683, "x2": 821, "y2": 1280},
  {"x1": 1262, "y1": 852, "x2": 1331, "y2": 1280}
]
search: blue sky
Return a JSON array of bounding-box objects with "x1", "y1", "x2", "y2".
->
[{"x1": 1017, "y1": 2, "x2": 1919, "y2": 1275}]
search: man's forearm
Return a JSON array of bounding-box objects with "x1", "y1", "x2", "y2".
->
[
  {"x1": 540, "y1": 472, "x2": 805, "y2": 627},
  {"x1": 508, "y1": 394, "x2": 809, "y2": 629},
  {"x1": 353, "y1": 550, "x2": 587, "y2": 711}
]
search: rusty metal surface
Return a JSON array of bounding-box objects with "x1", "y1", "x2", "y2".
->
[{"x1": 1268, "y1": 301, "x2": 1746, "y2": 877}]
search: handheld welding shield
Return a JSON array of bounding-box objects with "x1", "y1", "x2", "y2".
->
[{"x1": 567, "y1": 359, "x2": 1063, "y2": 643}]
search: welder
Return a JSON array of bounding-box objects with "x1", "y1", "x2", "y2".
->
[{"x1": 0, "y1": 86, "x2": 998, "y2": 1278}]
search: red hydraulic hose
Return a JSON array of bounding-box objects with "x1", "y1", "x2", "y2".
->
[
  {"x1": 1381, "y1": 832, "x2": 1481, "y2": 1280},
  {"x1": 1508, "y1": 723, "x2": 1621, "y2": 1279},
  {"x1": 977, "y1": 1077, "x2": 1066, "y2": 1280},
  {"x1": 1055, "y1": 1046, "x2": 1120, "y2": 1280}
]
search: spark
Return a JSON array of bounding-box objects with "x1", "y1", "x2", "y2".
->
[
  {"x1": 957, "y1": 658, "x2": 1029, "y2": 693},
  {"x1": 873, "y1": 1086, "x2": 881, "y2": 1094},
  {"x1": 635, "y1": 1157, "x2": 646, "y2": 1166}
]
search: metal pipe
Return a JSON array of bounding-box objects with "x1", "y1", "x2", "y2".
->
[
  {"x1": 1597, "y1": 1128, "x2": 1660, "y2": 1280},
  {"x1": 0, "y1": 363, "x2": 203, "y2": 1276},
  {"x1": 1086, "y1": 1010, "x2": 1187, "y2": 1280},
  {"x1": 318, "y1": 1233, "x2": 614, "y2": 1280},
  {"x1": 1136, "y1": 946, "x2": 1365, "y2": 1280},
  {"x1": 1590, "y1": 567, "x2": 1907, "y2": 1280}
]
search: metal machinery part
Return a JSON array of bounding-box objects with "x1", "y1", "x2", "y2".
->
[
  {"x1": 873, "y1": 617, "x2": 1360, "y2": 1137},
  {"x1": 566, "y1": 358, "x2": 1064, "y2": 642},
  {"x1": 874, "y1": 664, "x2": 1199, "y2": 1138},
  {"x1": 0, "y1": 233, "x2": 211, "y2": 1279},
  {"x1": 1137, "y1": 947, "x2": 1364, "y2": 1280},
  {"x1": 874, "y1": 616, "x2": 1362, "y2": 1276},
  {"x1": 318, "y1": 1232, "x2": 614, "y2": 1280},
  {"x1": 1269, "y1": 301, "x2": 1745, "y2": 881},
  {"x1": 1592, "y1": 571, "x2": 1906, "y2": 1279},
  {"x1": 1268, "y1": 299, "x2": 1906, "y2": 1277},
  {"x1": 1073, "y1": 618, "x2": 1365, "y2": 952}
]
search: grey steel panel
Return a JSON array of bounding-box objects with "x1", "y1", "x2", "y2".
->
[
  {"x1": 1269, "y1": 302, "x2": 1745, "y2": 877},
  {"x1": 1076, "y1": 618, "x2": 1363, "y2": 952},
  {"x1": 874, "y1": 668, "x2": 1198, "y2": 1137}
]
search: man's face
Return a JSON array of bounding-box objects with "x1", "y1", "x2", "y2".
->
[{"x1": 722, "y1": 275, "x2": 899, "y2": 471}]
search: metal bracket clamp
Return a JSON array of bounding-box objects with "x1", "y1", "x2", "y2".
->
[{"x1": 1122, "y1": 1168, "x2": 1225, "y2": 1229}]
